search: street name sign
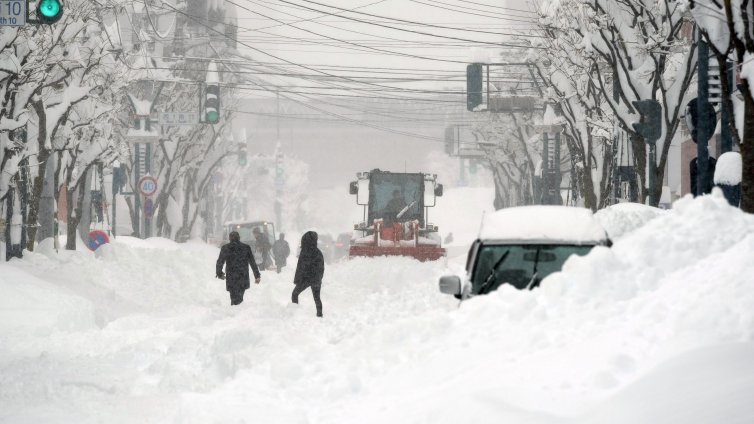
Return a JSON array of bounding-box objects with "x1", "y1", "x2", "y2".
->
[
  {"x1": 0, "y1": 0, "x2": 26, "y2": 26},
  {"x1": 159, "y1": 111, "x2": 199, "y2": 126}
]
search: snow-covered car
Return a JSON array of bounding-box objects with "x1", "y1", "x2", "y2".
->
[{"x1": 439, "y1": 206, "x2": 611, "y2": 299}]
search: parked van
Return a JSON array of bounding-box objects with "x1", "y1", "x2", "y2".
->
[{"x1": 439, "y1": 206, "x2": 611, "y2": 299}]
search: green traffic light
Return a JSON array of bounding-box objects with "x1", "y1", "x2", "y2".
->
[
  {"x1": 206, "y1": 110, "x2": 219, "y2": 124},
  {"x1": 37, "y1": 0, "x2": 63, "y2": 23}
]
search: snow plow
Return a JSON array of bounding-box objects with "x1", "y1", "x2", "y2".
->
[{"x1": 348, "y1": 169, "x2": 445, "y2": 261}]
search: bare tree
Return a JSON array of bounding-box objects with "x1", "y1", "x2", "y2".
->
[
  {"x1": 689, "y1": 0, "x2": 752, "y2": 211},
  {"x1": 537, "y1": 0, "x2": 696, "y2": 205}
]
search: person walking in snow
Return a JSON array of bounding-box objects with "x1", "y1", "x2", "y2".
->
[
  {"x1": 216, "y1": 231, "x2": 261, "y2": 305},
  {"x1": 272, "y1": 233, "x2": 291, "y2": 273},
  {"x1": 253, "y1": 227, "x2": 273, "y2": 270},
  {"x1": 291, "y1": 231, "x2": 325, "y2": 317}
]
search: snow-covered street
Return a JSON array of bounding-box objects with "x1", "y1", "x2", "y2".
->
[{"x1": 2, "y1": 193, "x2": 754, "y2": 423}]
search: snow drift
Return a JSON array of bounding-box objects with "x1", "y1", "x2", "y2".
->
[{"x1": 0, "y1": 191, "x2": 753, "y2": 423}]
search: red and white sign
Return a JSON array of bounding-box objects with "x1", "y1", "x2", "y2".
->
[
  {"x1": 137, "y1": 176, "x2": 158, "y2": 196},
  {"x1": 86, "y1": 230, "x2": 110, "y2": 251}
]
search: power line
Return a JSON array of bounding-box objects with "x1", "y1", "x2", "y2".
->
[
  {"x1": 245, "y1": 0, "x2": 542, "y2": 45},
  {"x1": 245, "y1": 0, "x2": 542, "y2": 38},
  {"x1": 408, "y1": 0, "x2": 538, "y2": 22},
  {"x1": 454, "y1": 0, "x2": 536, "y2": 14},
  {"x1": 229, "y1": 0, "x2": 537, "y2": 47}
]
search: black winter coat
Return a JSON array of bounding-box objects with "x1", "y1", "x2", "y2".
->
[
  {"x1": 216, "y1": 240, "x2": 261, "y2": 291},
  {"x1": 272, "y1": 239, "x2": 291, "y2": 260},
  {"x1": 293, "y1": 231, "x2": 325, "y2": 288},
  {"x1": 273, "y1": 239, "x2": 291, "y2": 267}
]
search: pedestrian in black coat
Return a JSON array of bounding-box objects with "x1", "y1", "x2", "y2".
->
[
  {"x1": 272, "y1": 233, "x2": 291, "y2": 273},
  {"x1": 253, "y1": 227, "x2": 273, "y2": 270},
  {"x1": 292, "y1": 231, "x2": 325, "y2": 317},
  {"x1": 216, "y1": 231, "x2": 261, "y2": 305}
]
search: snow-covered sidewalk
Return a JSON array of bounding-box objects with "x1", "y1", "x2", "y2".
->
[{"x1": 1, "y1": 193, "x2": 753, "y2": 423}]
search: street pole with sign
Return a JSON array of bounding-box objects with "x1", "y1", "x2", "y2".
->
[
  {"x1": 631, "y1": 100, "x2": 662, "y2": 205},
  {"x1": 685, "y1": 97, "x2": 717, "y2": 196}
]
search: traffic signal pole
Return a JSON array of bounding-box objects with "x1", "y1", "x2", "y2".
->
[
  {"x1": 631, "y1": 99, "x2": 662, "y2": 206},
  {"x1": 112, "y1": 170, "x2": 117, "y2": 238},
  {"x1": 648, "y1": 139, "x2": 657, "y2": 205},
  {"x1": 697, "y1": 34, "x2": 712, "y2": 197}
]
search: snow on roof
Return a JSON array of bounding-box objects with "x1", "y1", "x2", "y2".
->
[
  {"x1": 714, "y1": 152, "x2": 742, "y2": 185},
  {"x1": 128, "y1": 94, "x2": 153, "y2": 115},
  {"x1": 542, "y1": 104, "x2": 558, "y2": 125},
  {"x1": 480, "y1": 205, "x2": 608, "y2": 244}
]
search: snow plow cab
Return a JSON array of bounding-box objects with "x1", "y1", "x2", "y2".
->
[{"x1": 348, "y1": 169, "x2": 445, "y2": 261}]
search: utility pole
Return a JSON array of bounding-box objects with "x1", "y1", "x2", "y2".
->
[
  {"x1": 697, "y1": 33, "x2": 712, "y2": 197},
  {"x1": 144, "y1": 143, "x2": 152, "y2": 238},
  {"x1": 720, "y1": 61, "x2": 735, "y2": 154},
  {"x1": 276, "y1": 89, "x2": 280, "y2": 140},
  {"x1": 275, "y1": 91, "x2": 283, "y2": 232},
  {"x1": 134, "y1": 144, "x2": 142, "y2": 237},
  {"x1": 632, "y1": 100, "x2": 662, "y2": 205}
]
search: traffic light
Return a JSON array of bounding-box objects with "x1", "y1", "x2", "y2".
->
[
  {"x1": 37, "y1": 0, "x2": 63, "y2": 24},
  {"x1": 685, "y1": 97, "x2": 717, "y2": 144},
  {"x1": 205, "y1": 83, "x2": 220, "y2": 124},
  {"x1": 631, "y1": 99, "x2": 662, "y2": 142},
  {"x1": 275, "y1": 152, "x2": 283, "y2": 179},
  {"x1": 112, "y1": 165, "x2": 126, "y2": 194},
  {"x1": 238, "y1": 143, "x2": 247, "y2": 166},
  {"x1": 466, "y1": 63, "x2": 484, "y2": 112}
]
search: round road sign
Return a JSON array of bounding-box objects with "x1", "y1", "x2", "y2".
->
[
  {"x1": 86, "y1": 230, "x2": 110, "y2": 251},
  {"x1": 138, "y1": 176, "x2": 158, "y2": 196}
]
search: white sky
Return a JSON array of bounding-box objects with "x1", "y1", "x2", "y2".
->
[
  {"x1": 231, "y1": 0, "x2": 538, "y2": 97},
  {"x1": 226, "y1": 0, "x2": 539, "y2": 188}
]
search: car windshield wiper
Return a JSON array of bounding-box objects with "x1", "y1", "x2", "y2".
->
[
  {"x1": 477, "y1": 250, "x2": 510, "y2": 295},
  {"x1": 527, "y1": 248, "x2": 541, "y2": 290}
]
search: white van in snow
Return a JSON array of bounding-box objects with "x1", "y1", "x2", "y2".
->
[{"x1": 439, "y1": 206, "x2": 611, "y2": 300}]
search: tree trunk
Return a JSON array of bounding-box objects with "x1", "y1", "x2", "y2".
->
[
  {"x1": 631, "y1": 133, "x2": 648, "y2": 204},
  {"x1": 491, "y1": 164, "x2": 510, "y2": 210},
  {"x1": 741, "y1": 84, "x2": 754, "y2": 212},
  {"x1": 66, "y1": 170, "x2": 88, "y2": 250},
  {"x1": 36, "y1": 157, "x2": 56, "y2": 241},
  {"x1": 25, "y1": 101, "x2": 49, "y2": 251}
]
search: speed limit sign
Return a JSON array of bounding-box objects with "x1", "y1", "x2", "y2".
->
[{"x1": 137, "y1": 176, "x2": 158, "y2": 196}]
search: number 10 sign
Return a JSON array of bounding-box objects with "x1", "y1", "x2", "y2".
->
[{"x1": 0, "y1": 1, "x2": 26, "y2": 26}]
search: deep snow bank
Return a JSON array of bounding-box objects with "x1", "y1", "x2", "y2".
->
[
  {"x1": 329, "y1": 192, "x2": 754, "y2": 423},
  {"x1": 593, "y1": 202, "x2": 666, "y2": 240},
  {"x1": 0, "y1": 192, "x2": 753, "y2": 424}
]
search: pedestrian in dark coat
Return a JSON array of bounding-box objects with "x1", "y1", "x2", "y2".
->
[
  {"x1": 292, "y1": 231, "x2": 325, "y2": 317},
  {"x1": 272, "y1": 233, "x2": 291, "y2": 273},
  {"x1": 216, "y1": 231, "x2": 261, "y2": 305},
  {"x1": 253, "y1": 227, "x2": 272, "y2": 270}
]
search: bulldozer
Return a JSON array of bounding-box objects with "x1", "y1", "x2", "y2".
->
[{"x1": 348, "y1": 169, "x2": 445, "y2": 261}]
